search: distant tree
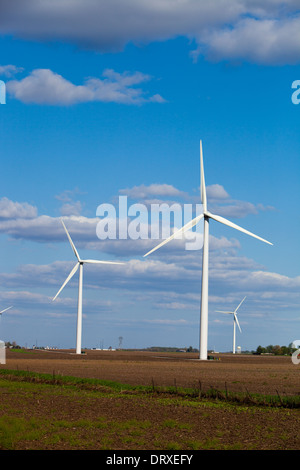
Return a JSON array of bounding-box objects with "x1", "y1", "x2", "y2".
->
[
  {"x1": 272, "y1": 345, "x2": 282, "y2": 355},
  {"x1": 255, "y1": 345, "x2": 265, "y2": 355},
  {"x1": 280, "y1": 345, "x2": 290, "y2": 355},
  {"x1": 254, "y1": 344, "x2": 294, "y2": 356},
  {"x1": 5, "y1": 341, "x2": 21, "y2": 349}
]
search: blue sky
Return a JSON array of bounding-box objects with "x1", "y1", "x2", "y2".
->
[{"x1": 0, "y1": 0, "x2": 299, "y2": 352}]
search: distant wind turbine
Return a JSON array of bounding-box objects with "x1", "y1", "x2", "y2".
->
[
  {"x1": 53, "y1": 220, "x2": 124, "y2": 355},
  {"x1": 144, "y1": 140, "x2": 272, "y2": 360},
  {"x1": 216, "y1": 296, "x2": 246, "y2": 354}
]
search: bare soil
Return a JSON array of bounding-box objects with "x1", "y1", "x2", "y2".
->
[
  {"x1": 3, "y1": 349, "x2": 300, "y2": 396},
  {"x1": 0, "y1": 349, "x2": 299, "y2": 451}
]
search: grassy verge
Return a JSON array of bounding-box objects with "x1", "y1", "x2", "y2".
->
[
  {"x1": 9, "y1": 349, "x2": 35, "y2": 354},
  {"x1": 0, "y1": 368, "x2": 299, "y2": 408}
]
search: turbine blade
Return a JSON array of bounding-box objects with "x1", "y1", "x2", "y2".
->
[
  {"x1": 52, "y1": 263, "x2": 79, "y2": 301},
  {"x1": 82, "y1": 260, "x2": 125, "y2": 265},
  {"x1": 206, "y1": 211, "x2": 273, "y2": 245},
  {"x1": 234, "y1": 296, "x2": 247, "y2": 313},
  {"x1": 200, "y1": 140, "x2": 207, "y2": 211},
  {"x1": 0, "y1": 306, "x2": 13, "y2": 315},
  {"x1": 61, "y1": 219, "x2": 81, "y2": 261},
  {"x1": 216, "y1": 310, "x2": 234, "y2": 314},
  {"x1": 143, "y1": 213, "x2": 204, "y2": 257},
  {"x1": 234, "y1": 313, "x2": 242, "y2": 333}
]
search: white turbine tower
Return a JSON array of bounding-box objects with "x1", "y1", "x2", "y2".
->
[
  {"x1": 53, "y1": 220, "x2": 124, "y2": 355},
  {"x1": 216, "y1": 296, "x2": 246, "y2": 354},
  {"x1": 144, "y1": 140, "x2": 272, "y2": 360}
]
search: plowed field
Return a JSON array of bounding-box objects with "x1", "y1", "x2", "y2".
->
[
  {"x1": 3, "y1": 349, "x2": 300, "y2": 396},
  {"x1": 0, "y1": 350, "x2": 299, "y2": 451}
]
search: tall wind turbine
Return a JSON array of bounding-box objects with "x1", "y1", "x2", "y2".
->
[
  {"x1": 53, "y1": 220, "x2": 124, "y2": 355},
  {"x1": 216, "y1": 296, "x2": 246, "y2": 354},
  {"x1": 144, "y1": 140, "x2": 272, "y2": 360}
]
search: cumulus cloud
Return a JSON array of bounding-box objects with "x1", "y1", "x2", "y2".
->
[
  {"x1": 0, "y1": 0, "x2": 243, "y2": 51},
  {"x1": 212, "y1": 201, "x2": 267, "y2": 219},
  {"x1": 59, "y1": 201, "x2": 83, "y2": 217},
  {"x1": 1, "y1": 249, "x2": 299, "y2": 326},
  {"x1": 6, "y1": 68, "x2": 166, "y2": 105},
  {"x1": 0, "y1": 188, "x2": 274, "y2": 258},
  {"x1": 205, "y1": 184, "x2": 275, "y2": 219},
  {"x1": 0, "y1": 289, "x2": 116, "y2": 316},
  {"x1": 206, "y1": 184, "x2": 230, "y2": 201},
  {"x1": 0, "y1": 64, "x2": 23, "y2": 77},
  {"x1": 119, "y1": 184, "x2": 188, "y2": 201},
  {"x1": 55, "y1": 188, "x2": 84, "y2": 216},
  {"x1": 118, "y1": 182, "x2": 274, "y2": 219},
  {"x1": 0, "y1": 1, "x2": 299, "y2": 64},
  {"x1": 195, "y1": 15, "x2": 300, "y2": 65},
  {"x1": 0, "y1": 197, "x2": 37, "y2": 220},
  {"x1": 0, "y1": 214, "x2": 99, "y2": 243},
  {"x1": 0, "y1": 196, "x2": 296, "y2": 340}
]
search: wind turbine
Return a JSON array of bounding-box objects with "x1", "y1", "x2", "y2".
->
[
  {"x1": 144, "y1": 140, "x2": 272, "y2": 360},
  {"x1": 0, "y1": 307, "x2": 12, "y2": 345},
  {"x1": 53, "y1": 220, "x2": 124, "y2": 355},
  {"x1": 216, "y1": 296, "x2": 246, "y2": 354}
]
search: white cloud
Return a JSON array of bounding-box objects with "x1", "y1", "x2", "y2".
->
[
  {"x1": 59, "y1": 201, "x2": 83, "y2": 217},
  {"x1": 0, "y1": 64, "x2": 23, "y2": 77},
  {"x1": 55, "y1": 188, "x2": 84, "y2": 203},
  {"x1": 119, "y1": 184, "x2": 187, "y2": 200},
  {"x1": 0, "y1": 289, "x2": 115, "y2": 316},
  {"x1": 0, "y1": 0, "x2": 244, "y2": 51},
  {"x1": 1, "y1": 250, "x2": 299, "y2": 326},
  {"x1": 206, "y1": 184, "x2": 230, "y2": 201},
  {"x1": 196, "y1": 15, "x2": 300, "y2": 65},
  {"x1": 0, "y1": 191, "x2": 272, "y2": 256},
  {"x1": 0, "y1": 1, "x2": 299, "y2": 64},
  {"x1": 0, "y1": 197, "x2": 37, "y2": 220},
  {"x1": 7, "y1": 68, "x2": 166, "y2": 105},
  {"x1": 205, "y1": 184, "x2": 275, "y2": 219},
  {"x1": 0, "y1": 214, "x2": 99, "y2": 243}
]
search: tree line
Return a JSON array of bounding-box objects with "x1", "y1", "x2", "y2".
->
[{"x1": 254, "y1": 344, "x2": 296, "y2": 356}]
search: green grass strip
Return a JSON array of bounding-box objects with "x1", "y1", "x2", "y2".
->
[{"x1": 0, "y1": 368, "x2": 299, "y2": 409}]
